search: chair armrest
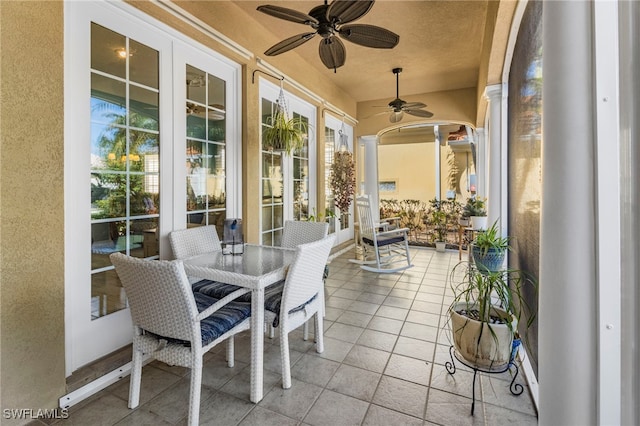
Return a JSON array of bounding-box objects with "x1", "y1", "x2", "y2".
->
[
  {"x1": 196, "y1": 287, "x2": 251, "y2": 321},
  {"x1": 381, "y1": 216, "x2": 401, "y2": 223}
]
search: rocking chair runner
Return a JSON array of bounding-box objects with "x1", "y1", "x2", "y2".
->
[{"x1": 351, "y1": 195, "x2": 413, "y2": 273}]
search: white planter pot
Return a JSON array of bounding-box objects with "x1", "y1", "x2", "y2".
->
[
  {"x1": 449, "y1": 302, "x2": 515, "y2": 369},
  {"x1": 470, "y1": 216, "x2": 488, "y2": 230},
  {"x1": 458, "y1": 218, "x2": 470, "y2": 227},
  {"x1": 435, "y1": 241, "x2": 446, "y2": 252}
]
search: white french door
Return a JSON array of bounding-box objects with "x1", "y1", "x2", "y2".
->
[
  {"x1": 324, "y1": 114, "x2": 354, "y2": 245},
  {"x1": 172, "y1": 42, "x2": 242, "y2": 235},
  {"x1": 259, "y1": 79, "x2": 317, "y2": 246},
  {"x1": 64, "y1": 2, "x2": 241, "y2": 375}
]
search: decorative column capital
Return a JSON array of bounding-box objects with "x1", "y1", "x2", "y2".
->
[{"x1": 483, "y1": 83, "x2": 504, "y2": 102}]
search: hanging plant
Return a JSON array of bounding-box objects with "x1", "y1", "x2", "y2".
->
[
  {"x1": 262, "y1": 85, "x2": 307, "y2": 156},
  {"x1": 329, "y1": 150, "x2": 356, "y2": 213},
  {"x1": 262, "y1": 108, "x2": 307, "y2": 155}
]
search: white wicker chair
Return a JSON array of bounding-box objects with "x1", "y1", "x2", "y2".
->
[
  {"x1": 265, "y1": 234, "x2": 335, "y2": 389},
  {"x1": 281, "y1": 220, "x2": 329, "y2": 248},
  {"x1": 110, "y1": 253, "x2": 251, "y2": 426},
  {"x1": 169, "y1": 225, "x2": 221, "y2": 259},
  {"x1": 279, "y1": 220, "x2": 330, "y2": 340},
  {"x1": 169, "y1": 225, "x2": 245, "y2": 297},
  {"x1": 351, "y1": 194, "x2": 413, "y2": 273}
]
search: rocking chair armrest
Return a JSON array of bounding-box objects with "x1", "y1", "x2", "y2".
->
[
  {"x1": 380, "y1": 216, "x2": 401, "y2": 224},
  {"x1": 377, "y1": 227, "x2": 409, "y2": 237},
  {"x1": 196, "y1": 287, "x2": 251, "y2": 321}
]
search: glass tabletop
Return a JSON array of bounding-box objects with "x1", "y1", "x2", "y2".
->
[{"x1": 183, "y1": 244, "x2": 296, "y2": 280}]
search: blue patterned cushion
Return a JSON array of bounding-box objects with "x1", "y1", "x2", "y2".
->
[
  {"x1": 363, "y1": 234, "x2": 405, "y2": 247},
  {"x1": 193, "y1": 292, "x2": 251, "y2": 346},
  {"x1": 264, "y1": 280, "x2": 317, "y2": 327},
  {"x1": 147, "y1": 292, "x2": 250, "y2": 347},
  {"x1": 192, "y1": 279, "x2": 251, "y2": 303}
]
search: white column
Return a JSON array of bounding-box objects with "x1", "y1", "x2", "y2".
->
[
  {"x1": 540, "y1": 1, "x2": 598, "y2": 424},
  {"x1": 434, "y1": 125, "x2": 441, "y2": 200},
  {"x1": 484, "y1": 84, "x2": 503, "y2": 228},
  {"x1": 474, "y1": 127, "x2": 486, "y2": 197},
  {"x1": 358, "y1": 135, "x2": 380, "y2": 223}
]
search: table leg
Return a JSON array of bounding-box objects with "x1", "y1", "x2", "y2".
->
[{"x1": 250, "y1": 288, "x2": 265, "y2": 403}]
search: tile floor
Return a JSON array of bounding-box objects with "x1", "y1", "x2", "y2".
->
[{"x1": 46, "y1": 247, "x2": 538, "y2": 426}]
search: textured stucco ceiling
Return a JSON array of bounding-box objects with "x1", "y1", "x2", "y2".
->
[{"x1": 232, "y1": 0, "x2": 490, "y2": 102}]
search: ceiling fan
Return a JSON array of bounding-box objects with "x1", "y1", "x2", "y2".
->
[
  {"x1": 256, "y1": 0, "x2": 399, "y2": 72},
  {"x1": 376, "y1": 68, "x2": 434, "y2": 123}
]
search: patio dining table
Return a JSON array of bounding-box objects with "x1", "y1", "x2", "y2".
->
[{"x1": 182, "y1": 244, "x2": 296, "y2": 403}]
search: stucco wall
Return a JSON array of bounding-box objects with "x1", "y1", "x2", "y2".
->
[
  {"x1": 378, "y1": 143, "x2": 435, "y2": 203},
  {"x1": 0, "y1": 0, "x2": 67, "y2": 419}
]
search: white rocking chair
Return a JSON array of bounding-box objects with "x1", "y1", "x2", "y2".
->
[{"x1": 351, "y1": 195, "x2": 413, "y2": 273}]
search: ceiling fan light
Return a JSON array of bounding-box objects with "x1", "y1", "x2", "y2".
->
[{"x1": 390, "y1": 111, "x2": 404, "y2": 123}]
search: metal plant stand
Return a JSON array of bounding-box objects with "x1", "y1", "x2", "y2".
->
[{"x1": 445, "y1": 345, "x2": 523, "y2": 415}]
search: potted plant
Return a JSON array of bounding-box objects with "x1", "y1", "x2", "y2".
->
[
  {"x1": 462, "y1": 197, "x2": 487, "y2": 230},
  {"x1": 428, "y1": 198, "x2": 448, "y2": 252},
  {"x1": 448, "y1": 252, "x2": 536, "y2": 369},
  {"x1": 262, "y1": 107, "x2": 307, "y2": 155},
  {"x1": 471, "y1": 220, "x2": 510, "y2": 273}
]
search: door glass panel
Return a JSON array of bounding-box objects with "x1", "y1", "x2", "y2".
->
[
  {"x1": 260, "y1": 106, "x2": 284, "y2": 246},
  {"x1": 129, "y1": 39, "x2": 159, "y2": 89},
  {"x1": 185, "y1": 65, "x2": 227, "y2": 231},
  {"x1": 90, "y1": 22, "x2": 160, "y2": 320},
  {"x1": 292, "y1": 117, "x2": 309, "y2": 221},
  {"x1": 130, "y1": 86, "x2": 159, "y2": 130},
  {"x1": 91, "y1": 269, "x2": 126, "y2": 320},
  {"x1": 91, "y1": 24, "x2": 125, "y2": 78},
  {"x1": 324, "y1": 126, "x2": 337, "y2": 233},
  {"x1": 186, "y1": 65, "x2": 206, "y2": 105}
]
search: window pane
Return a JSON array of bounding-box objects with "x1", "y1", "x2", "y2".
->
[
  {"x1": 273, "y1": 229, "x2": 282, "y2": 247},
  {"x1": 187, "y1": 111, "x2": 206, "y2": 140},
  {"x1": 129, "y1": 40, "x2": 158, "y2": 89},
  {"x1": 208, "y1": 110, "x2": 225, "y2": 142},
  {"x1": 262, "y1": 206, "x2": 273, "y2": 230},
  {"x1": 208, "y1": 74, "x2": 225, "y2": 109},
  {"x1": 129, "y1": 218, "x2": 158, "y2": 258},
  {"x1": 91, "y1": 270, "x2": 126, "y2": 319},
  {"x1": 261, "y1": 99, "x2": 274, "y2": 124},
  {"x1": 186, "y1": 65, "x2": 206, "y2": 104},
  {"x1": 130, "y1": 85, "x2": 159, "y2": 130},
  {"x1": 262, "y1": 231, "x2": 273, "y2": 247},
  {"x1": 91, "y1": 24, "x2": 125, "y2": 78},
  {"x1": 187, "y1": 213, "x2": 205, "y2": 226},
  {"x1": 91, "y1": 173, "x2": 127, "y2": 218},
  {"x1": 91, "y1": 74, "x2": 126, "y2": 123},
  {"x1": 206, "y1": 144, "x2": 226, "y2": 209},
  {"x1": 274, "y1": 204, "x2": 283, "y2": 229}
]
